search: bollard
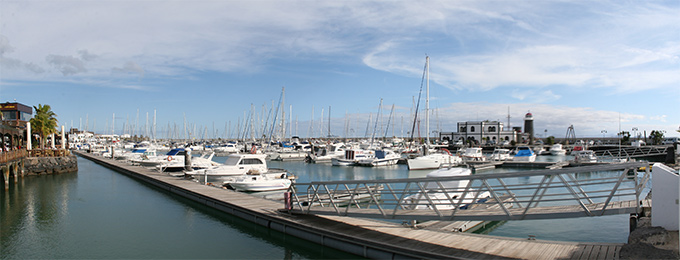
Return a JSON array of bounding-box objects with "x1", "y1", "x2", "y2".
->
[
  {"x1": 284, "y1": 192, "x2": 292, "y2": 210},
  {"x1": 629, "y1": 213, "x2": 638, "y2": 233},
  {"x1": 184, "y1": 149, "x2": 192, "y2": 171}
]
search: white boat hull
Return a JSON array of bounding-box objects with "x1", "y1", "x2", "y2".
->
[
  {"x1": 512, "y1": 155, "x2": 537, "y2": 162},
  {"x1": 229, "y1": 178, "x2": 292, "y2": 192}
]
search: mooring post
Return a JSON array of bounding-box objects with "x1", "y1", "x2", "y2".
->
[
  {"x1": 629, "y1": 213, "x2": 639, "y2": 233},
  {"x1": 184, "y1": 149, "x2": 192, "y2": 171}
]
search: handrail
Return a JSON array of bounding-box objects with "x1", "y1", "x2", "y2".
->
[
  {"x1": 287, "y1": 162, "x2": 650, "y2": 221},
  {"x1": 0, "y1": 149, "x2": 28, "y2": 164}
]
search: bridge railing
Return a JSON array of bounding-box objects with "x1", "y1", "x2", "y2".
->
[
  {"x1": 0, "y1": 149, "x2": 28, "y2": 165},
  {"x1": 596, "y1": 146, "x2": 669, "y2": 159},
  {"x1": 287, "y1": 162, "x2": 650, "y2": 221}
]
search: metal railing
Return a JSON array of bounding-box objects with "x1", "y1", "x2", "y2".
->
[
  {"x1": 597, "y1": 146, "x2": 669, "y2": 159},
  {"x1": 287, "y1": 162, "x2": 650, "y2": 221}
]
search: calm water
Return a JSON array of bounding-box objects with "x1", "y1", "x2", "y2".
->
[
  {"x1": 0, "y1": 156, "x2": 361, "y2": 259},
  {"x1": 2, "y1": 154, "x2": 638, "y2": 259},
  {"x1": 265, "y1": 154, "x2": 636, "y2": 244}
]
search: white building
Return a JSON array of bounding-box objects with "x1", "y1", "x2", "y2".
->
[{"x1": 439, "y1": 120, "x2": 529, "y2": 145}]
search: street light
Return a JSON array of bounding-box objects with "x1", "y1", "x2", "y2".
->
[
  {"x1": 632, "y1": 127, "x2": 638, "y2": 141},
  {"x1": 601, "y1": 130, "x2": 607, "y2": 139}
]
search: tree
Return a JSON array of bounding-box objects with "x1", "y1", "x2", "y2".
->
[
  {"x1": 546, "y1": 136, "x2": 555, "y2": 145},
  {"x1": 617, "y1": 131, "x2": 630, "y2": 143},
  {"x1": 649, "y1": 130, "x2": 665, "y2": 145},
  {"x1": 29, "y1": 104, "x2": 59, "y2": 149}
]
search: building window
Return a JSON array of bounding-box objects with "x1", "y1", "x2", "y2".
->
[
  {"x1": 470, "y1": 126, "x2": 475, "y2": 132},
  {"x1": 460, "y1": 127, "x2": 466, "y2": 132},
  {"x1": 488, "y1": 126, "x2": 496, "y2": 132}
]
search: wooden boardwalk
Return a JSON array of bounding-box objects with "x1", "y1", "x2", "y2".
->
[{"x1": 75, "y1": 151, "x2": 625, "y2": 259}]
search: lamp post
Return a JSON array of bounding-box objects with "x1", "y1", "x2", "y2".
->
[
  {"x1": 632, "y1": 127, "x2": 638, "y2": 141},
  {"x1": 601, "y1": 130, "x2": 607, "y2": 139}
]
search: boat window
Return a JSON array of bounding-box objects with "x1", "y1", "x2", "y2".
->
[
  {"x1": 224, "y1": 156, "x2": 241, "y2": 165},
  {"x1": 240, "y1": 158, "x2": 264, "y2": 165}
]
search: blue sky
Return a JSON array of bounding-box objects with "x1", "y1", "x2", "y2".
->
[{"x1": 1, "y1": 1, "x2": 678, "y2": 140}]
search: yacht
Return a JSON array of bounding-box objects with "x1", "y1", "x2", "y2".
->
[
  {"x1": 513, "y1": 146, "x2": 537, "y2": 162},
  {"x1": 573, "y1": 150, "x2": 598, "y2": 163},
  {"x1": 357, "y1": 149, "x2": 401, "y2": 167},
  {"x1": 185, "y1": 153, "x2": 288, "y2": 184},
  {"x1": 488, "y1": 148, "x2": 511, "y2": 161},
  {"x1": 460, "y1": 147, "x2": 486, "y2": 162},
  {"x1": 406, "y1": 149, "x2": 463, "y2": 170},
  {"x1": 331, "y1": 149, "x2": 374, "y2": 166},
  {"x1": 228, "y1": 172, "x2": 294, "y2": 192},
  {"x1": 306, "y1": 143, "x2": 345, "y2": 163},
  {"x1": 157, "y1": 152, "x2": 219, "y2": 172},
  {"x1": 137, "y1": 148, "x2": 187, "y2": 167},
  {"x1": 549, "y1": 144, "x2": 567, "y2": 155}
]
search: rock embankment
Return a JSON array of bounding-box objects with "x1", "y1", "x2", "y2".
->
[{"x1": 23, "y1": 155, "x2": 78, "y2": 175}]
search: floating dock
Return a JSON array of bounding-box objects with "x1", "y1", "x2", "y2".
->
[{"x1": 75, "y1": 151, "x2": 624, "y2": 259}]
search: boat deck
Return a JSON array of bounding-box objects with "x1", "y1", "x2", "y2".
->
[{"x1": 75, "y1": 151, "x2": 624, "y2": 259}]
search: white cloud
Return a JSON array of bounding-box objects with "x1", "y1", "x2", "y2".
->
[
  {"x1": 112, "y1": 61, "x2": 145, "y2": 78},
  {"x1": 46, "y1": 54, "x2": 87, "y2": 76}
]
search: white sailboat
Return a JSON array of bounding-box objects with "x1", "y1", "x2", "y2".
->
[{"x1": 406, "y1": 56, "x2": 463, "y2": 170}]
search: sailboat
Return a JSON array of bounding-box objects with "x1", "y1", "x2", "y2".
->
[{"x1": 406, "y1": 56, "x2": 462, "y2": 170}]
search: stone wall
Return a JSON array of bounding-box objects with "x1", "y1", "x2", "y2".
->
[{"x1": 23, "y1": 155, "x2": 78, "y2": 175}]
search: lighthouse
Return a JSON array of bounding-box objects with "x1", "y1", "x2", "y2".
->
[{"x1": 524, "y1": 112, "x2": 534, "y2": 144}]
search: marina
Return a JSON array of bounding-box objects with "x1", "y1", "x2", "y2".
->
[{"x1": 17, "y1": 149, "x2": 657, "y2": 259}]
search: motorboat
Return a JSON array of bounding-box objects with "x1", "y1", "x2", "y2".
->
[
  {"x1": 227, "y1": 172, "x2": 294, "y2": 192},
  {"x1": 488, "y1": 148, "x2": 511, "y2": 161},
  {"x1": 460, "y1": 147, "x2": 486, "y2": 162},
  {"x1": 573, "y1": 150, "x2": 598, "y2": 163},
  {"x1": 157, "y1": 152, "x2": 219, "y2": 172},
  {"x1": 331, "y1": 149, "x2": 374, "y2": 166},
  {"x1": 402, "y1": 167, "x2": 490, "y2": 210},
  {"x1": 357, "y1": 149, "x2": 401, "y2": 167},
  {"x1": 137, "y1": 148, "x2": 187, "y2": 167},
  {"x1": 185, "y1": 153, "x2": 287, "y2": 184},
  {"x1": 534, "y1": 146, "x2": 551, "y2": 156},
  {"x1": 306, "y1": 143, "x2": 345, "y2": 163},
  {"x1": 214, "y1": 142, "x2": 240, "y2": 154},
  {"x1": 114, "y1": 147, "x2": 148, "y2": 161},
  {"x1": 549, "y1": 144, "x2": 567, "y2": 155},
  {"x1": 513, "y1": 146, "x2": 537, "y2": 162},
  {"x1": 406, "y1": 149, "x2": 462, "y2": 170}
]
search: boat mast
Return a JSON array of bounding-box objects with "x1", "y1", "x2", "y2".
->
[{"x1": 425, "y1": 55, "x2": 430, "y2": 146}]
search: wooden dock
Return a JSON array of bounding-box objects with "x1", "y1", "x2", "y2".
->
[{"x1": 75, "y1": 151, "x2": 624, "y2": 259}]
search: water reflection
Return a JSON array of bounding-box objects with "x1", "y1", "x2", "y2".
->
[{"x1": 1, "y1": 157, "x2": 362, "y2": 259}]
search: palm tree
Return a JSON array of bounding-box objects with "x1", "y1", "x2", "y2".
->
[{"x1": 29, "y1": 104, "x2": 58, "y2": 149}]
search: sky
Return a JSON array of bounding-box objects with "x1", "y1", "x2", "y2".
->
[{"x1": 1, "y1": 1, "x2": 679, "y2": 140}]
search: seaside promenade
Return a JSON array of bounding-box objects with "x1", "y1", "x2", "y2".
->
[{"x1": 74, "y1": 150, "x2": 631, "y2": 259}]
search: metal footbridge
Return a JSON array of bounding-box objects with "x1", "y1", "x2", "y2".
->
[{"x1": 287, "y1": 162, "x2": 650, "y2": 221}]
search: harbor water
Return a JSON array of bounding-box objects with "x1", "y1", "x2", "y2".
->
[
  {"x1": 2, "y1": 153, "x2": 638, "y2": 258},
  {"x1": 0, "y1": 156, "x2": 360, "y2": 259}
]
